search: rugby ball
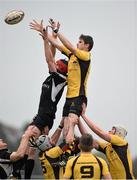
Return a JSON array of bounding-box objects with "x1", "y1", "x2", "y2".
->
[{"x1": 4, "y1": 10, "x2": 24, "y2": 25}]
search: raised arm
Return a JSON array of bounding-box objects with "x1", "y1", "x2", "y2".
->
[
  {"x1": 29, "y1": 20, "x2": 59, "y2": 72},
  {"x1": 78, "y1": 118, "x2": 88, "y2": 135},
  {"x1": 81, "y1": 114, "x2": 111, "y2": 142},
  {"x1": 49, "y1": 18, "x2": 76, "y2": 55},
  {"x1": 81, "y1": 104, "x2": 111, "y2": 142},
  {"x1": 42, "y1": 26, "x2": 57, "y2": 72},
  {"x1": 10, "y1": 126, "x2": 37, "y2": 161},
  {"x1": 50, "y1": 118, "x2": 64, "y2": 145},
  {"x1": 56, "y1": 31, "x2": 76, "y2": 55},
  {"x1": 48, "y1": 33, "x2": 64, "y2": 52},
  {"x1": 49, "y1": 31, "x2": 58, "y2": 57}
]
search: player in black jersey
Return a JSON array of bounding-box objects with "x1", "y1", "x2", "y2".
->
[
  {"x1": 0, "y1": 127, "x2": 36, "y2": 179},
  {"x1": 29, "y1": 23, "x2": 68, "y2": 137},
  {"x1": 31, "y1": 60, "x2": 67, "y2": 135},
  {"x1": 23, "y1": 24, "x2": 68, "y2": 179}
]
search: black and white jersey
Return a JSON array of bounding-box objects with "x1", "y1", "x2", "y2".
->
[
  {"x1": 0, "y1": 149, "x2": 28, "y2": 179},
  {"x1": 32, "y1": 71, "x2": 67, "y2": 130},
  {"x1": 38, "y1": 72, "x2": 67, "y2": 115},
  {"x1": 0, "y1": 149, "x2": 12, "y2": 178},
  {"x1": 0, "y1": 161, "x2": 12, "y2": 179}
]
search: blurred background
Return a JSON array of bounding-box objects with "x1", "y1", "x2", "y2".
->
[{"x1": 0, "y1": 0, "x2": 137, "y2": 178}]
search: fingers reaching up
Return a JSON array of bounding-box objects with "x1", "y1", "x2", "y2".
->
[{"x1": 29, "y1": 19, "x2": 44, "y2": 33}]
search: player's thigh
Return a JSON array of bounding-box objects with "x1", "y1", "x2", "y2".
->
[{"x1": 69, "y1": 96, "x2": 84, "y2": 117}]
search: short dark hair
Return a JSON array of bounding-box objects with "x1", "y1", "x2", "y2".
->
[
  {"x1": 79, "y1": 34, "x2": 94, "y2": 51},
  {"x1": 79, "y1": 133, "x2": 93, "y2": 152}
]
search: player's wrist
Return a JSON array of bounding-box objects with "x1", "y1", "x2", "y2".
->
[
  {"x1": 53, "y1": 28, "x2": 59, "y2": 34},
  {"x1": 22, "y1": 133, "x2": 30, "y2": 139},
  {"x1": 43, "y1": 28, "x2": 46, "y2": 32},
  {"x1": 58, "y1": 125, "x2": 63, "y2": 130}
]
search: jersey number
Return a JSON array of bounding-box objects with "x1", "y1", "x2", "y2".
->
[
  {"x1": 41, "y1": 161, "x2": 47, "y2": 174},
  {"x1": 80, "y1": 165, "x2": 94, "y2": 178}
]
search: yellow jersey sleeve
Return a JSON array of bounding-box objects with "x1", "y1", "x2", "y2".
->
[
  {"x1": 75, "y1": 49, "x2": 91, "y2": 61},
  {"x1": 46, "y1": 146, "x2": 63, "y2": 158},
  {"x1": 110, "y1": 134, "x2": 127, "y2": 146},
  {"x1": 61, "y1": 45, "x2": 71, "y2": 57},
  {"x1": 61, "y1": 46, "x2": 91, "y2": 61},
  {"x1": 97, "y1": 140, "x2": 108, "y2": 150}
]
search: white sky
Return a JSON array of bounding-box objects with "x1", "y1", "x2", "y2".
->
[{"x1": 0, "y1": 0, "x2": 137, "y2": 158}]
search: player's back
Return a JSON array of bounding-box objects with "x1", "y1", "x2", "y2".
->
[{"x1": 64, "y1": 153, "x2": 108, "y2": 179}]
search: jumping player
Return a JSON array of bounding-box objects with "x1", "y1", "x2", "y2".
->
[
  {"x1": 48, "y1": 18, "x2": 94, "y2": 143},
  {"x1": 29, "y1": 23, "x2": 68, "y2": 136}
]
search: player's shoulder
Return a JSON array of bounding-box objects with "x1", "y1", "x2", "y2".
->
[
  {"x1": 51, "y1": 72, "x2": 67, "y2": 82},
  {"x1": 110, "y1": 134, "x2": 127, "y2": 146},
  {"x1": 97, "y1": 156, "x2": 106, "y2": 163},
  {"x1": 75, "y1": 49, "x2": 91, "y2": 61},
  {"x1": 67, "y1": 155, "x2": 78, "y2": 164}
]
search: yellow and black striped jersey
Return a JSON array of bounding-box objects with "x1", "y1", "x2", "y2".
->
[
  {"x1": 98, "y1": 134, "x2": 135, "y2": 179},
  {"x1": 64, "y1": 153, "x2": 109, "y2": 179},
  {"x1": 39, "y1": 146, "x2": 65, "y2": 179},
  {"x1": 61, "y1": 46, "x2": 91, "y2": 98},
  {"x1": 39, "y1": 141, "x2": 77, "y2": 179}
]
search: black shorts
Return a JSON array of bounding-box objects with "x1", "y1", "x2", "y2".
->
[
  {"x1": 62, "y1": 96, "x2": 87, "y2": 117},
  {"x1": 30, "y1": 112, "x2": 55, "y2": 131}
]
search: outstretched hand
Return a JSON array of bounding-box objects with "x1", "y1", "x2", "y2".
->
[
  {"x1": 39, "y1": 26, "x2": 48, "y2": 40},
  {"x1": 48, "y1": 18, "x2": 60, "y2": 31},
  {"x1": 29, "y1": 19, "x2": 44, "y2": 33}
]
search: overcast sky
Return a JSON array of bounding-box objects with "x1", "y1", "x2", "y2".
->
[{"x1": 0, "y1": 0, "x2": 136, "y2": 158}]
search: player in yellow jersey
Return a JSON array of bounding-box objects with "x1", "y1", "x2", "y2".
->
[
  {"x1": 81, "y1": 108, "x2": 135, "y2": 179},
  {"x1": 63, "y1": 133, "x2": 111, "y2": 179},
  {"x1": 28, "y1": 18, "x2": 93, "y2": 144},
  {"x1": 29, "y1": 117, "x2": 80, "y2": 179},
  {"x1": 31, "y1": 133, "x2": 80, "y2": 179},
  {"x1": 39, "y1": 139, "x2": 80, "y2": 179},
  {"x1": 24, "y1": 24, "x2": 68, "y2": 179},
  {"x1": 47, "y1": 18, "x2": 94, "y2": 144}
]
